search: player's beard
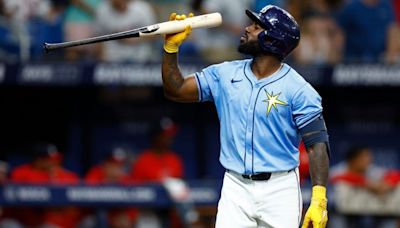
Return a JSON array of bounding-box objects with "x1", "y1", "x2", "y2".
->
[{"x1": 238, "y1": 40, "x2": 264, "y2": 57}]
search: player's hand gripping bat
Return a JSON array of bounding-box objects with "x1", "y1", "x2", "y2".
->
[{"x1": 43, "y1": 12, "x2": 222, "y2": 53}]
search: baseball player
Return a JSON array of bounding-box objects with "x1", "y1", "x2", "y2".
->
[{"x1": 161, "y1": 5, "x2": 330, "y2": 228}]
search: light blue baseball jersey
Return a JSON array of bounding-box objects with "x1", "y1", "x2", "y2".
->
[{"x1": 194, "y1": 59, "x2": 322, "y2": 174}]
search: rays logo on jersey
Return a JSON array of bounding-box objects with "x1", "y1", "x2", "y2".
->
[{"x1": 262, "y1": 89, "x2": 287, "y2": 116}]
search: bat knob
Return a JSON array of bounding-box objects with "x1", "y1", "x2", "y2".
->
[{"x1": 43, "y1": 43, "x2": 50, "y2": 53}]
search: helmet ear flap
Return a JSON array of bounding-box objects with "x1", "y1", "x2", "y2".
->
[
  {"x1": 257, "y1": 31, "x2": 268, "y2": 52},
  {"x1": 258, "y1": 31, "x2": 284, "y2": 60}
]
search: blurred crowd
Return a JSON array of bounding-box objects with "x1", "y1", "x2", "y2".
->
[
  {"x1": 1, "y1": 131, "x2": 400, "y2": 227},
  {"x1": 0, "y1": 118, "x2": 194, "y2": 228},
  {"x1": 0, "y1": 0, "x2": 400, "y2": 64}
]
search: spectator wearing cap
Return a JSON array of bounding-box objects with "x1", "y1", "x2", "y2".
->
[
  {"x1": 130, "y1": 118, "x2": 183, "y2": 183},
  {"x1": 3, "y1": 143, "x2": 82, "y2": 228},
  {"x1": 85, "y1": 147, "x2": 130, "y2": 184},
  {"x1": 130, "y1": 118, "x2": 185, "y2": 228},
  {"x1": 10, "y1": 143, "x2": 78, "y2": 184},
  {"x1": 84, "y1": 147, "x2": 137, "y2": 228}
]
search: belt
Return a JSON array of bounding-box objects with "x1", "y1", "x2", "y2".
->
[
  {"x1": 242, "y1": 172, "x2": 272, "y2": 181},
  {"x1": 227, "y1": 169, "x2": 294, "y2": 181},
  {"x1": 226, "y1": 170, "x2": 271, "y2": 181}
]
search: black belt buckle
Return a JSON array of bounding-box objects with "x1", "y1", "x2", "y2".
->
[{"x1": 242, "y1": 172, "x2": 272, "y2": 181}]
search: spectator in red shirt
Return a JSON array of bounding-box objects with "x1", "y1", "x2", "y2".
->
[
  {"x1": 85, "y1": 147, "x2": 137, "y2": 228},
  {"x1": 329, "y1": 145, "x2": 397, "y2": 228},
  {"x1": 86, "y1": 147, "x2": 131, "y2": 184},
  {"x1": 131, "y1": 118, "x2": 186, "y2": 228},
  {"x1": 330, "y1": 145, "x2": 393, "y2": 193},
  {"x1": 1, "y1": 143, "x2": 81, "y2": 228},
  {"x1": 11, "y1": 144, "x2": 62, "y2": 184},
  {"x1": 131, "y1": 118, "x2": 183, "y2": 183}
]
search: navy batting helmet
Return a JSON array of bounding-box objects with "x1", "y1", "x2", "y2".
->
[{"x1": 245, "y1": 5, "x2": 300, "y2": 60}]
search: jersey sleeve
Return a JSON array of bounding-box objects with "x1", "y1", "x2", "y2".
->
[
  {"x1": 194, "y1": 64, "x2": 221, "y2": 102},
  {"x1": 292, "y1": 83, "x2": 323, "y2": 129}
]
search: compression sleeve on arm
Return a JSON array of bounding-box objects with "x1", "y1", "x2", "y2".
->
[{"x1": 299, "y1": 115, "x2": 331, "y2": 157}]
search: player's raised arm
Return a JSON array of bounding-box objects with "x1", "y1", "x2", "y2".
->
[{"x1": 162, "y1": 13, "x2": 199, "y2": 103}]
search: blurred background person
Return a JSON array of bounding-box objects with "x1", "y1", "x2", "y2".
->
[
  {"x1": 330, "y1": 146, "x2": 392, "y2": 193},
  {"x1": 10, "y1": 143, "x2": 78, "y2": 184},
  {"x1": 131, "y1": 117, "x2": 182, "y2": 183},
  {"x1": 85, "y1": 146, "x2": 130, "y2": 184},
  {"x1": 64, "y1": 0, "x2": 103, "y2": 61},
  {"x1": 190, "y1": 0, "x2": 251, "y2": 63},
  {"x1": 293, "y1": 11, "x2": 344, "y2": 65},
  {"x1": 2, "y1": 0, "x2": 68, "y2": 61},
  {"x1": 1, "y1": 0, "x2": 50, "y2": 61},
  {"x1": 336, "y1": 0, "x2": 398, "y2": 63},
  {"x1": 330, "y1": 145, "x2": 397, "y2": 228},
  {"x1": 94, "y1": 0, "x2": 157, "y2": 62},
  {"x1": 84, "y1": 147, "x2": 137, "y2": 228},
  {"x1": 131, "y1": 117, "x2": 185, "y2": 228},
  {"x1": 0, "y1": 0, "x2": 20, "y2": 62},
  {"x1": 1, "y1": 143, "x2": 81, "y2": 228},
  {"x1": 286, "y1": 0, "x2": 344, "y2": 65},
  {"x1": 286, "y1": 0, "x2": 349, "y2": 20},
  {"x1": 29, "y1": 0, "x2": 69, "y2": 61}
]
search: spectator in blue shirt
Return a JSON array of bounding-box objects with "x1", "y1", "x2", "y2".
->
[
  {"x1": 337, "y1": 0, "x2": 396, "y2": 63},
  {"x1": 0, "y1": 0, "x2": 20, "y2": 61}
]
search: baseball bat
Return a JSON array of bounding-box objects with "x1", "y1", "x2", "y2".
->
[{"x1": 43, "y1": 12, "x2": 222, "y2": 53}]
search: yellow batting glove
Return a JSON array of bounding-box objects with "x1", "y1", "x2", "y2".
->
[
  {"x1": 164, "y1": 13, "x2": 193, "y2": 53},
  {"x1": 302, "y1": 186, "x2": 328, "y2": 228}
]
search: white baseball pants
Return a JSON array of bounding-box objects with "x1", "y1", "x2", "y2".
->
[{"x1": 215, "y1": 169, "x2": 302, "y2": 228}]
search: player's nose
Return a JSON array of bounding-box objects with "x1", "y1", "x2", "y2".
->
[{"x1": 244, "y1": 25, "x2": 251, "y2": 33}]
